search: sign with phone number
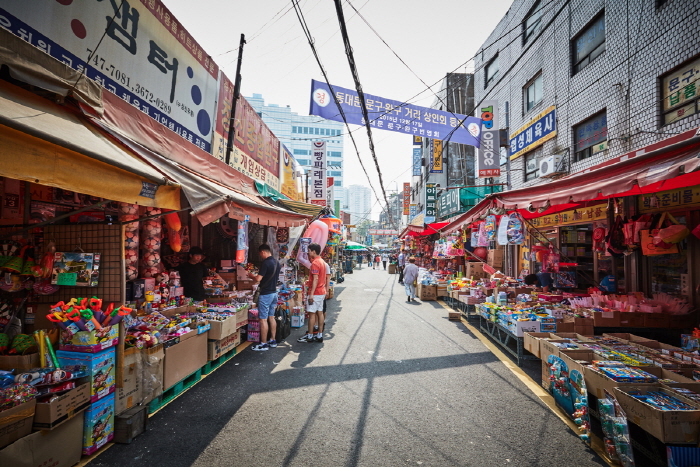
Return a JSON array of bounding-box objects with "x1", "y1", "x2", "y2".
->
[{"x1": 1, "y1": 0, "x2": 218, "y2": 153}]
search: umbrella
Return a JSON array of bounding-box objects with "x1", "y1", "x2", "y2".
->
[{"x1": 344, "y1": 241, "x2": 368, "y2": 251}]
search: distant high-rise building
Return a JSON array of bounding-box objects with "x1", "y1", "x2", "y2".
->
[
  {"x1": 246, "y1": 94, "x2": 345, "y2": 206},
  {"x1": 346, "y1": 184, "x2": 372, "y2": 225}
]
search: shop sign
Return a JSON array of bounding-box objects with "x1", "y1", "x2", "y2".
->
[
  {"x1": 412, "y1": 146, "x2": 422, "y2": 176},
  {"x1": 1, "y1": 1, "x2": 218, "y2": 153},
  {"x1": 662, "y1": 56, "x2": 700, "y2": 113},
  {"x1": 438, "y1": 188, "x2": 461, "y2": 219},
  {"x1": 425, "y1": 183, "x2": 437, "y2": 223},
  {"x1": 403, "y1": 183, "x2": 410, "y2": 215},
  {"x1": 279, "y1": 145, "x2": 303, "y2": 201},
  {"x1": 528, "y1": 204, "x2": 607, "y2": 228},
  {"x1": 413, "y1": 136, "x2": 422, "y2": 145},
  {"x1": 410, "y1": 210, "x2": 425, "y2": 226},
  {"x1": 309, "y1": 79, "x2": 483, "y2": 147},
  {"x1": 225, "y1": 146, "x2": 281, "y2": 192},
  {"x1": 326, "y1": 176, "x2": 334, "y2": 208},
  {"x1": 369, "y1": 229, "x2": 398, "y2": 235},
  {"x1": 431, "y1": 140, "x2": 443, "y2": 173},
  {"x1": 575, "y1": 112, "x2": 608, "y2": 153},
  {"x1": 477, "y1": 100, "x2": 500, "y2": 177},
  {"x1": 409, "y1": 204, "x2": 417, "y2": 221},
  {"x1": 639, "y1": 187, "x2": 700, "y2": 212},
  {"x1": 509, "y1": 106, "x2": 557, "y2": 160},
  {"x1": 309, "y1": 141, "x2": 327, "y2": 206}
]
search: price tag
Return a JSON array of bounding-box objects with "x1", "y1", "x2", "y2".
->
[{"x1": 57, "y1": 273, "x2": 77, "y2": 286}]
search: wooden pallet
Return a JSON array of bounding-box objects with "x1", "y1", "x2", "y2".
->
[
  {"x1": 202, "y1": 347, "x2": 237, "y2": 374},
  {"x1": 147, "y1": 368, "x2": 202, "y2": 414}
]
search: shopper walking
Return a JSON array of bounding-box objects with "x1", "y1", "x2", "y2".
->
[
  {"x1": 297, "y1": 243, "x2": 327, "y2": 343},
  {"x1": 403, "y1": 257, "x2": 419, "y2": 302},
  {"x1": 374, "y1": 254, "x2": 380, "y2": 270},
  {"x1": 367, "y1": 253, "x2": 373, "y2": 268},
  {"x1": 397, "y1": 249, "x2": 406, "y2": 284},
  {"x1": 250, "y1": 244, "x2": 281, "y2": 351},
  {"x1": 381, "y1": 252, "x2": 388, "y2": 270}
]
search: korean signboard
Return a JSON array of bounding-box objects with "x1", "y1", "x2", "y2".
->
[
  {"x1": 425, "y1": 183, "x2": 437, "y2": 223},
  {"x1": 368, "y1": 229, "x2": 399, "y2": 236},
  {"x1": 431, "y1": 140, "x2": 443, "y2": 173},
  {"x1": 309, "y1": 141, "x2": 327, "y2": 207},
  {"x1": 1, "y1": 1, "x2": 218, "y2": 153},
  {"x1": 509, "y1": 106, "x2": 557, "y2": 160},
  {"x1": 279, "y1": 144, "x2": 303, "y2": 201},
  {"x1": 409, "y1": 204, "x2": 417, "y2": 221},
  {"x1": 403, "y1": 183, "x2": 410, "y2": 215},
  {"x1": 327, "y1": 176, "x2": 334, "y2": 209},
  {"x1": 529, "y1": 203, "x2": 606, "y2": 228},
  {"x1": 662, "y1": 56, "x2": 700, "y2": 125},
  {"x1": 639, "y1": 187, "x2": 700, "y2": 212},
  {"x1": 414, "y1": 136, "x2": 422, "y2": 145},
  {"x1": 309, "y1": 80, "x2": 482, "y2": 147},
  {"x1": 575, "y1": 113, "x2": 608, "y2": 155},
  {"x1": 412, "y1": 146, "x2": 422, "y2": 176},
  {"x1": 438, "y1": 188, "x2": 461, "y2": 219},
  {"x1": 477, "y1": 100, "x2": 501, "y2": 177}
]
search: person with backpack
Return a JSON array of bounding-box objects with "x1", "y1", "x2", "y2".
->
[
  {"x1": 250, "y1": 244, "x2": 281, "y2": 351},
  {"x1": 367, "y1": 253, "x2": 373, "y2": 268}
]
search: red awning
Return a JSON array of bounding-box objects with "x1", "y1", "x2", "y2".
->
[{"x1": 405, "y1": 221, "x2": 449, "y2": 237}]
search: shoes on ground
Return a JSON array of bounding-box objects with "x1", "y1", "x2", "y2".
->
[
  {"x1": 268, "y1": 339, "x2": 278, "y2": 348},
  {"x1": 252, "y1": 343, "x2": 269, "y2": 351},
  {"x1": 314, "y1": 336, "x2": 324, "y2": 343},
  {"x1": 297, "y1": 335, "x2": 313, "y2": 343}
]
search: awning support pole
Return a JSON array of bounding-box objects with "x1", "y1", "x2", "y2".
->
[{"x1": 225, "y1": 34, "x2": 246, "y2": 166}]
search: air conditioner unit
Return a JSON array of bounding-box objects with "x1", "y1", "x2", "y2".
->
[{"x1": 539, "y1": 155, "x2": 564, "y2": 178}]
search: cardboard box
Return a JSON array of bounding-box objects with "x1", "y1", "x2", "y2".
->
[
  {"x1": 0, "y1": 399, "x2": 35, "y2": 449},
  {"x1": 291, "y1": 314, "x2": 305, "y2": 328},
  {"x1": 57, "y1": 347, "x2": 116, "y2": 403},
  {"x1": 523, "y1": 332, "x2": 553, "y2": 358},
  {"x1": 142, "y1": 345, "x2": 165, "y2": 405},
  {"x1": 575, "y1": 325, "x2": 595, "y2": 336},
  {"x1": 207, "y1": 315, "x2": 238, "y2": 341},
  {"x1": 512, "y1": 320, "x2": 540, "y2": 337},
  {"x1": 584, "y1": 365, "x2": 660, "y2": 400},
  {"x1": 236, "y1": 305, "x2": 249, "y2": 328},
  {"x1": 540, "y1": 339, "x2": 569, "y2": 361},
  {"x1": 487, "y1": 248, "x2": 504, "y2": 267},
  {"x1": 603, "y1": 333, "x2": 656, "y2": 345},
  {"x1": 542, "y1": 359, "x2": 552, "y2": 391},
  {"x1": 644, "y1": 312, "x2": 670, "y2": 328},
  {"x1": 417, "y1": 284, "x2": 437, "y2": 301},
  {"x1": 163, "y1": 331, "x2": 208, "y2": 390},
  {"x1": 592, "y1": 310, "x2": 621, "y2": 327},
  {"x1": 388, "y1": 264, "x2": 397, "y2": 274},
  {"x1": 559, "y1": 350, "x2": 596, "y2": 377},
  {"x1": 237, "y1": 278, "x2": 255, "y2": 290},
  {"x1": 208, "y1": 330, "x2": 241, "y2": 361},
  {"x1": 448, "y1": 310, "x2": 460, "y2": 321},
  {"x1": 614, "y1": 385, "x2": 700, "y2": 444},
  {"x1": 0, "y1": 411, "x2": 83, "y2": 467},
  {"x1": 114, "y1": 405, "x2": 148, "y2": 444},
  {"x1": 59, "y1": 325, "x2": 119, "y2": 353},
  {"x1": 555, "y1": 319, "x2": 575, "y2": 333},
  {"x1": 34, "y1": 382, "x2": 90, "y2": 430},
  {"x1": 0, "y1": 353, "x2": 40, "y2": 371},
  {"x1": 618, "y1": 312, "x2": 646, "y2": 328},
  {"x1": 465, "y1": 262, "x2": 487, "y2": 280},
  {"x1": 115, "y1": 347, "x2": 143, "y2": 415},
  {"x1": 83, "y1": 393, "x2": 115, "y2": 455}
]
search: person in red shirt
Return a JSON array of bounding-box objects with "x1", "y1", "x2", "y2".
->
[{"x1": 297, "y1": 243, "x2": 327, "y2": 343}]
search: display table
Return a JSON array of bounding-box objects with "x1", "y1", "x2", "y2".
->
[{"x1": 478, "y1": 316, "x2": 539, "y2": 366}]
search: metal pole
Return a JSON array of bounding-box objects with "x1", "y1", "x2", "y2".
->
[
  {"x1": 225, "y1": 34, "x2": 246, "y2": 166},
  {"x1": 504, "y1": 101, "x2": 512, "y2": 191},
  {"x1": 305, "y1": 172, "x2": 309, "y2": 203}
]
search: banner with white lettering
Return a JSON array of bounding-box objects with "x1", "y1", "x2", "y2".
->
[
  {"x1": 309, "y1": 141, "x2": 327, "y2": 206},
  {"x1": 477, "y1": 100, "x2": 500, "y2": 178}
]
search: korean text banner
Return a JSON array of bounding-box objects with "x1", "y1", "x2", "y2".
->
[
  {"x1": 309, "y1": 80, "x2": 482, "y2": 147},
  {"x1": 477, "y1": 100, "x2": 500, "y2": 178},
  {"x1": 431, "y1": 140, "x2": 443, "y2": 173},
  {"x1": 309, "y1": 141, "x2": 327, "y2": 207},
  {"x1": 280, "y1": 144, "x2": 304, "y2": 201},
  {"x1": 403, "y1": 183, "x2": 410, "y2": 215},
  {"x1": 509, "y1": 106, "x2": 557, "y2": 160},
  {"x1": 412, "y1": 147, "x2": 422, "y2": 176},
  {"x1": 1, "y1": 0, "x2": 218, "y2": 153},
  {"x1": 425, "y1": 183, "x2": 437, "y2": 223}
]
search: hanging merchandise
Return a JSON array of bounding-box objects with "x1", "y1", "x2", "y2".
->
[
  {"x1": 477, "y1": 222, "x2": 489, "y2": 247},
  {"x1": 163, "y1": 210, "x2": 182, "y2": 253},
  {"x1": 295, "y1": 220, "x2": 329, "y2": 268},
  {"x1": 592, "y1": 227, "x2": 607, "y2": 252},
  {"x1": 654, "y1": 212, "x2": 690, "y2": 245},
  {"x1": 235, "y1": 215, "x2": 249, "y2": 264},
  {"x1": 605, "y1": 215, "x2": 626, "y2": 258},
  {"x1": 139, "y1": 207, "x2": 162, "y2": 278},
  {"x1": 543, "y1": 248, "x2": 560, "y2": 273},
  {"x1": 506, "y1": 213, "x2": 525, "y2": 245},
  {"x1": 484, "y1": 215, "x2": 497, "y2": 241},
  {"x1": 51, "y1": 252, "x2": 100, "y2": 287},
  {"x1": 497, "y1": 214, "x2": 509, "y2": 245},
  {"x1": 470, "y1": 229, "x2": 479, "y2": 247},
  {"x1": 119, "y1": 203, "x2": 140, "y2": 281},
  {"x1": 640, "y1": 213, "x2": 679, "y2": 256}
]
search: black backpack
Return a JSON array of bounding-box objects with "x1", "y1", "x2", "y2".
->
[{"x1": 275, "y1": 306, "x2": 291, "y2": 342}]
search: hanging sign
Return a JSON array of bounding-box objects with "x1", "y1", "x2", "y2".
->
[
  {"x1": 425, "y1": 183, "x2": 437, "y2": 223},
  {"x1": 412, "y1": 146, "x2": 422, "y2": 176},
  {"x1": 309, "y1": 141, "x2": 327, "y2": 206},
  {"x1": 403, "y1": 183, "x2": 410, "y2": 215},
  {"x1": 431, "y1": 140, "x2": 443, "y2": 173},
  {"x1": 477, "y1": 100, "x2": 501, "y2": 177}
]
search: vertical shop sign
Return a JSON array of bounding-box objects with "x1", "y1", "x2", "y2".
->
[
  {"x1": 403, "y1": 183, "x2": 410, "y2": 215},
  {"x1": 309, "y1": 141, "x2": 327, "y2": 206},
  {"x1": 412, "y1": 146, "x2": 422, "y2": 176},
  {"x1": 431, "y1": 140, "x2": 444, "y2": 173},
  {"x1": 409, "y1": 204, "x2": 417, "y2": 221},
  {"x1": 425, "y1": 183, "x2": 437, "y2": 223},
  {"x1": 477, "y1": 100, "x2": 500, "y2": 178}
]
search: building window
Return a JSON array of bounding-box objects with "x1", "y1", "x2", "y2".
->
[
  {"x1": 524, "y1": 148, "x2": 541, "y2": 181},
  {"x1": 313, "y1": 128, "x2": 319, "y2": 135},
  {"x1": 334, "y1": 180, "x2": 341, "y2": 186},
  {"x1": 293, "y1": 149, "x2": 309, "y2": 155},
  {"x1": 661, "y1": 56, "x2": 700, "y2": 126},
  {"x1": 303, "y1": 127, "x2": 309, "y2": 134},
  {"x1": 574, "y1": 111, "x2": 608, "y2": 162},
  {"x1": 485, "y1": 55, "x2": 499, "y2": 88},
  {"x1": 329, "y1": 171, "x2": 342, "y2": 177},
  {"x1": 329, "y1": 151, "x2": 342, "y2": 158},
  {"x1": 522, "y1": 0, "x2": 542, "y2": 45},
  {"x1": 572, "y1": 13, "x2": 605, "y2": 75},
  {"x1": 292, "y1": 126, "x2": 297, "y2": 133},
  {"x1": 524, "y1": 73, "x2": 543, "y2": 112}
]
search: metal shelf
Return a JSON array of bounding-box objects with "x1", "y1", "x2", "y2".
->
[{"x1": 478, "y1": 316, "x2": 539, "y2": 366}]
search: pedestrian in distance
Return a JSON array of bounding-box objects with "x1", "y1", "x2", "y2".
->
[
  {"x1": 250, "y1": 244, "x2": 281, "y2": 351},
  {"x1": 298, "y1": 243, "x2": 327, "y2": 343},
  {"x1": 367, "y1": 253, "x2": 373, "y2": 268},
  {"x1": 397, "y1": 249, "x2": 406, "y2": 284},
  {"x1": 374, "y1": 254, "x2": 380, "y2": 270},
  {"x1": 381, "y1": 252, "x2": 388, "y2": 270},
  {"x1": 403, "y1": 256, "x2": 419, "y2": 302}
]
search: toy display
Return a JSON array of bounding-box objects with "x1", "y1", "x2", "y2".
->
[
  {"x1": 50, "y1": 252, "x2": 100, "y2": 287},
  {"x1": 83, "y1": 393, "x2": 115, "y2": 455},
  {"x1": 140, "y1": 206, "x2": 162, "y2": 278},
  {"x1": 56, "y1": 348, "x2": 115, "y2": 403}
]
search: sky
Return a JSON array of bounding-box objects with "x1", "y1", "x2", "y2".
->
[{"x1": 165, "y1": 0, "x2": 515, "y2": 219}]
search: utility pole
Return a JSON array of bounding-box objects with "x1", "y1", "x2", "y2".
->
[{"x1": 225, "y1": 34, "x2": 246, "y2": 166}]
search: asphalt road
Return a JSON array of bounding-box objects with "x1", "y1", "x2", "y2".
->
[{"x1": 90, "y1": 266, "x2": 606, "y2": 467}]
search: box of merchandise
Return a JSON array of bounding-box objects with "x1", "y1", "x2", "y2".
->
[
  {"x1": 643, "y1": 312, "x2": 669, "y2": 329},
  {"x1": 541, "y1": 359, "x2": 552, "y2": 391},
  {"x1": 487, "y1": 248, "x2": 503, "y2": 267},
  {"x1": 163, "y1": 330, "x2": 208, "y2": 390},
  {"x1": 207, "y1": 329, "x2": 241, "y2": 361},
  {"x1": 0, "y1": 353, "x2": 41, "y2": 371},
  {"x1": 618, "y1": 312, "x2": 646, "y2": 328},
  {"x1": 539, "y1": 339, "x2": 569, "y2": 361},
  {"x1": 83, "y1": 393, "x2": 115, "y2": 455},
  {"x1": 592, "y1": 310, "x2": 621, "y2": 327},
  {"x1": 34, "y1": 382, "x2": 90, "y2": 430},
  {"x1": 115, "y1": 347, "x2": 143, "y2": 415},
  {"x1": 584, "y1": 364, "x2": 661, "y2": 400},
  {"x1": 465, "y1": 262, "x2": 487, "y2": 280},
  {"x1": 523, "y1": 332, "x2": 554, "y2": 358},
  {"x1": 614, "y1": 385, "x2": 700, "y2": 444},
  {"x1": 142, "y1": 344, "x2": 165, "y2": 405},
  {"x1": 59, "y1": 324, "x2": 119, "y2": 353},
  {"x1": 0, "y1": 399, "x2": 36, "y2": 449},
  {"x1": 511, "y1": 320, "x2": 540, "y2": 337},
  {"x1": 559, "y1": 350, "x2": 596, "y2": 377},
  {"x1": 555, "y1": 319, "x2": 575, "y2": 333},
  {"x1": 236, "y1": 305, "x2": 250, "y2": 327},
  {"x1": 574, "y1": 325, "x2": 594, "y2": 336},
  {"x1": 207, "y1": 314, "x2": 238, "y2": 341},
  {"x1": 0, "y1": 411, "x2": 83, "y2": 467},
  {"x1": 57, "y1": 347, "x2": 115, "y2": 403},
  {"x1": 291, "y1": 314, "x2": 305, "y2": 328},
  {"x1": 417, "y1": 284, "x2": 437, "y2": 301},
  {"x1": 603, "y1": 332, "x2": 656, "y2": 346}
]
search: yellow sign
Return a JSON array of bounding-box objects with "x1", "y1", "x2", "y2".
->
[
  {"x1": 639, "y1": 186, "x2": 700, "y2": 212},
  {"x1": 279, "y1": 145, "x2": 304, "y2": 202},
  {"x1": 432, "y1": 140, "x2": 443, "y2": 173},
  {"x1": 528, "y1": 203, "x2": 607, "y2": 228}
]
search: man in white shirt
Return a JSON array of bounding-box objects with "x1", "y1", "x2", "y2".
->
[
  {"x1": 381, "y1": 252, "x2": 389, "y2": 270},
  {"x1": 397, "y1": 250, "x2": 406, "y2": 284}
]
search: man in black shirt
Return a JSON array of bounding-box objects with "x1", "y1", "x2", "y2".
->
[
  {"x1": 176, "y1": 246, "x2": 209, "y2": 301},
  {"x1": 250, "y1": 244, "x2": 281, "y2": 351}
]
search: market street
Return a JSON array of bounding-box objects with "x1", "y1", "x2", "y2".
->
[{"x1": 89, "y1": 267, "x2": 605, "y2": 467}]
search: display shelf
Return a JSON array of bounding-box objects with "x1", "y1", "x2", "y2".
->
[{"x1": 478, "y1": 316, "x2": 538, "y2": 366}]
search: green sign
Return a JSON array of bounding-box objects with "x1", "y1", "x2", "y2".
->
[
  {"x1": 57, "y1": 273, "x2": 77, "y2": 286},
  {"x1": 438, "y1": 188, "x2": 462, "y2": 219},
  {"x1": 425, "y1": 183, "x2": 437, "y2": 223}
]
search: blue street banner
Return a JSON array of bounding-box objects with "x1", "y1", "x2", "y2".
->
[
  {"x1": 309, "y1": 80, "x2": 482, "y2": 147},
  {"x1": 412, "y1": 147, "x2": 422, "y2": 176}
]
